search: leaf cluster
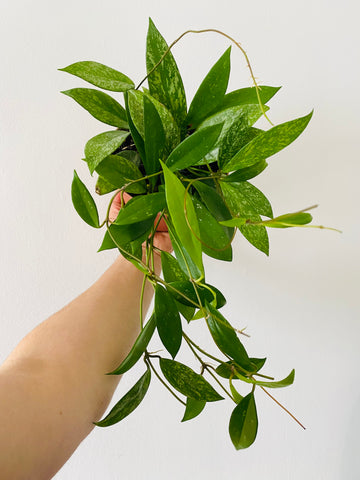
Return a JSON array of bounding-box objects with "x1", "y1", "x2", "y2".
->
[{"x1": 61, "y1": 18, "x2": 314, "y2": 450}]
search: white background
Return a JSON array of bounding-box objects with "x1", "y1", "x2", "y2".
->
[{"x1": 0, "y1": 0, "x2": 359, "y2": 478}]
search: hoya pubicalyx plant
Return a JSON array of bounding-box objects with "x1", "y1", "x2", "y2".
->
[{"x1": 60, "y1": 18, "x2": 316, "y2": 450}]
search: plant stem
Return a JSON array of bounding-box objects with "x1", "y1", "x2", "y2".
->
[
  {"x1": 260, "y1": 386, "x2": 306, "y2": 430},
  {"x1": 182, "y1": 332, "x2": 224, "y2": 364}
]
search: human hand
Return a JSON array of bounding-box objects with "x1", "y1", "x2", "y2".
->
[{"x1": 109, "y1": 191, "x2": 173, "y2": 254}]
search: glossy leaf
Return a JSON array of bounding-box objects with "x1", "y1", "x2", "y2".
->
[
  {"x1": 168, "y1": 281, "x2": 226, "y2": 309},
  {"x1": 234, "y1": 369, "x2": 295, "y2": 388},
  {"x1": 218, "y1": 121, "x2": 262, "y2": 168},
  {"x1": 222, "y1": 111, "x2": 313, "y2": 172},
  {"x1": 166, "y1": 123, "x2": 223, "y2": 172},
  {"x1": 205, "y1": 301, "x2": 252, "y2": 371},
  {"x1": 71, "y1": 170, "x2": 99, "y2": 227},
  {"x1": 128, "y1": 89, "x2": 180, "y2": 154},
  {"x1": 95, "y1": 155, "x2": 146, "y2": 194},
  {"x1": 154, "y1": 284, "x2": 182, "y2": 358},
  {"x1": 61, "y1": 88, "x2": 128, "y2": 128},
  {"x1": 192, "y1": 195, "x2": 232, "y2": 261},
  {"x1": 107, "y1": 315, "x2": 156, "y2": 375},
  {"x1": 161, "y1": 161, "x2": 204, "y2": 278},
  {"x1": 85, "y1": 130, "x2": 129, "y2": 174},
  {"x1": 144, "y1": 95, "x2": 166, "y2": 188},
  {"x1": 167, "y1": 222, "x2": 203, "y2": 280},
  {"x1": 197, "y1": 105, "x2": 266, "y2": 164},
  {"x1": 161, "y1": 251, "x2": 194, "y2": 321},
  {"x1": 240, "y1": 215, "x2": 270, "y2": 255},
  {"x1": 216, "y1": 358, "x2": 266, "y2": 379},
  {"x1": 229, "y1": 379, "x2": 243, "y2": 404},
  {"x1": 220, "y1": 181, "x2": 273, "y2": 218},
  {"x1": 261, "y1": 211, "x2": 313, "y2": 228},
  {"x1": 229, "y1": 393, "x2": 258, "y2": 449},
  {"x1": 124, "y1": 91, "x2": 146, "y2": 161},
  {"x1": 98, "y1": 218, "x2": 154, "y2": 252},
  {"x1": 222, "y1": 160, "x2": 268, "y2": 183},
  {"x1": 59, "y1": 61, "x2": 134, "y2": 91},
  {"x1": 219, "y1": 85, "x2": 281, "y2": 111},
  {"x1": 186, "y1": 47, "x2": 231, "y2": 128},
  {"x1": 160, "y1": 358, "x2": 223, "y2": 402},
  {"x1": 95, "y1": 175, "x2": 117, "y2": 195},
  {"x1": 146, "y1": 18, "x2": 187, "y2": 130},
  {"x1": 219, "y1": 217, "x2": 247, "y2": 228},
  {"x1": 181, "y1": 398, "x2": 206, "y2": 422},
  {"x1": 94, "y1": 369, "x2": 151, "y2": 427},
  {"x1": 114, "y1": 192, "x2": 166, "y2": 225}
]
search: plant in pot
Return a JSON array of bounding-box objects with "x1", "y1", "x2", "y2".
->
[{"x1": 60, "y1": 18, "x2": 329, "y2": 450}]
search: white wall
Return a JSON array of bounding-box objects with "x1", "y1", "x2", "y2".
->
[{"x1": 0, "y1": 0, "x2": 359, "y2": 478}]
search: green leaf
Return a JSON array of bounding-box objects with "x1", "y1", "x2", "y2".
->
[
  {"x1": 59, "y1": 61, "x2": 134, "y2": 91},
  {"x1": 229, "y1": 393, "x2": 258, "y2": 449},
  {"x1": 215, "y1": 358, "x2": 267, "y2": 379},
  {"x1": 154, "y1": 284, "x2": 182, "y2": 358},
  {"x1": 114, "y1": 192, "x2": 166, "y2": 225},
  {"x1": 197, "y1": 105, "x2": 266, "y2": 164},
  {"x1": 95, "y1": 155, "x2": 146, "y2": 194},
  {"x1": 94, "y1": 369, "x2": 151, "y2": 427},
  {"x1": 71, "y1": 170, "x2": 99, "y2": 228},
  {"x1": 222, "y1": 160, "x2": 268, "y2": 183},
  {"x1": 160, "y1": 358, "x2": 223, "y2": 402},
  {"x1": 107, "y1": 315, "x2": 156, "y2": 375},
  {"x1": 186, "y1": 47, "x2": 231, "y2": 128},
  {"x1": 181, "y1": 398, "x2": 206, "y2": 422},
  {"x1": 161, "y1": 161, "x2": 204, "y2": 278},
  {"x1": 218, "y1": 122, "x2": 262, "y2": 169},
  {"x1": 167, "y1": 281, "x2": 226, "y2": 309},
  {"x1": 146, "y1": 18, "x2": 187, "y2": 131},
  {"x1": 85, "y1": 130, "x2": 129, "y2": 174},
  {"x1": 124, "y1": 91, "x2": 146, "y2": 162},
  {"x1": 222, "y1": 111, "x2": 313, "y2": 172},
  {"x1": 98, "y1": 218, "x2": 154, "y2": 252},
  {"x1": 220, "y1": 181, "x2": 273, "y2": 218},
  {"x1": 161, "y1": 251, "x2": 194, "y2": 321},
  {"x1": 61, "y1": 88, "x2": 128, "y2": 128},
  {"x1": 165, "y1": 123, "x2": 223, "y2": 172},
  {"x1": 219, "y1": 218, "x2": 247, "y2": 228},
  {"x1": 128, "y1": 89, "x2": 181, "y2": 154},
  {"x1": 261, "y1": 211, "x2": 313, "y2": 228},
  {"x1": 233, "y1": 369, "x2": 295, "y2": 389},
  {"x1": 167, "y1": 222, "x2": 202, "y2": 280},
  {"x1": 144, "y1": 95, "x2": 166, "y2": 188},
  {"x1": 229, "y1": 379, "x2": 243, "y2": 404},
  {"x1": 205, "y1": 301, "x2": 252, "y2": 371},
  {"x1": 219, "y1": 85, "x2": 281, "y2": 111},
  {"x1": 95, "y1": 175, "x2": 117, "y2": 195},
  {"x1": 192, "y1": 195, "x2": 232, "y2": 261}
]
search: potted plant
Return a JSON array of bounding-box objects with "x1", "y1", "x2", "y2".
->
[{"x1": 59, "y1": 18, "x2": 326, "y2": 450}]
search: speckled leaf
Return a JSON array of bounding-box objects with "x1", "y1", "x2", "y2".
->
[
  {"x1": 71, "y1": 170, "x2": 99, "y2": 228},
  {"x1": 114, "y1": 192, "x2": 165, "y2": 225},
  {"x1": 124, "y1": 92, "x2": 145, "y2": 162},
  {"x1": 166, "y1": 123, "x2": 223, "y2": 171},
  {"x1": 218, "y1": 122, "x2": 262, "y2": 168},
  {"x1": 155, "y1": 284, "x2": 182, "y2": 358},
  {"x1": 95, "y1": 175, "x2": 117, "y2": 195},
  {"x1": 85, "y1": 130, "x2": 129, "y2": 174},
  {"x1": 205, "y1": 301, "x2": 252, "y2": 371},
  {"x1": 220, "y1": 181, "x2": 273, "y2": 218},
  {"x1": 181, "y1": 398, "x2": 206, "y2": 422},
  {"x1": 95, "y1": 155, "x2": 146, "y2": 194},
  {"x1": 146, "y1": 18, "x2": 187, "y2": 130},
  {"x1": 107, "y1": 315, "x2": 156, "y2": 375},
  {"x1": 61, "y1": 88, "x2": 128, "y2": 128},
  {"x1": 186, "y1": 47, "x2": 231, "y2": 128},
  {"x1": 160, "y1": 358, "x2": 223, "y2": 402},
  {"x1": 222, "y1": 111, "x2": 313, "y2": 172},
  {"x1": 59, "y1": 61, "x2": 134, "y2": 91},
  {"x1": 229, "y1": 393, "x2": 258, "y2": 449},
  {"x1": 161, "y1": 161, "x2": 204, "y2": 278},
  {"x1": 94, "y1": 369, "x2": 151, "y2": 427}
]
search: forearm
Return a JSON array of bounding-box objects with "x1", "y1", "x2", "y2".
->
[{"x1": 0, "y1": 253, "x2": 161, "y2": 479}]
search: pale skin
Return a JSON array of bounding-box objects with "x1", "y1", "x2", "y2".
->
[{"x1": 0, "y1": 192, "x2": 172, "y2": 480}]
